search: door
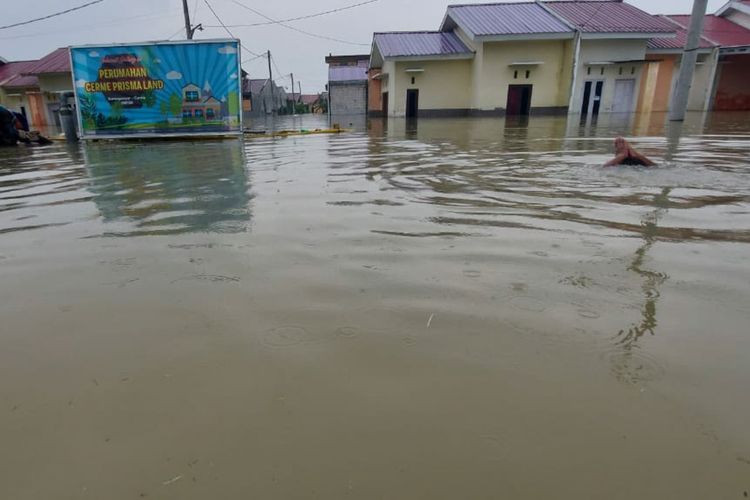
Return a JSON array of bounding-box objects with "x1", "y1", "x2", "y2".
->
[
  {"x1": 406, "y1": 89, "x2": 419, "y2": 118},
  {"x1": 612, "y1": 79, "x2": 636, "y2": 113},
  {"x1": 28, "y1": 93, "x2": 47, "y2": 127},
  {"x1": 506, "y1": 85, "x2": 533, "y2": 116},
  {"x1": 580, "y1": 80, "x2": 604, "y2": 119},
  {"x1": 382, "y1": 91, "x2": 389, "y2": 116}
]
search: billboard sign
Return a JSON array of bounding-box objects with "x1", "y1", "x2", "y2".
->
[{"x1": 70, "y1": 39, "x2": 242, "y2": 138}]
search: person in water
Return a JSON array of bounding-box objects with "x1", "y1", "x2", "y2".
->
[{"x1": 604, "y1": 137, "x2": 656, "y2": 167}]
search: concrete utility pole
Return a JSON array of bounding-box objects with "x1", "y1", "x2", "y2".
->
[
  {"x1": 669, "y1": 0, "x2": 709, "y2": 121},
  {"x1": 267, "y1": 50, "x2": 275, "y2": 115},
  {"x1": 182, "y1": 0, "x2": 193, "y2": 40},
  {"x1": 290, "y1": 73, "x2": 296, "y2": 116}
]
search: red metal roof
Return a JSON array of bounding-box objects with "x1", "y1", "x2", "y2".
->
[
  {"x1": 24, "y1": 47, "x2": 70, "y2": 75},
  {"x1": 648, "y1": 16, "x2": 716, "y2": 50},
  {"x1": 0, "y1": 60, "x2": 39, "y2": 88},
  {"x1": 445, "y1": 3, "x2": 572, "y2": 37},
  {"x1": 544, "y1": 1, "x2": 676, "y2": 34},
  {"x1": 669, "y1": 14, "x2": 750, "y2": 48}
]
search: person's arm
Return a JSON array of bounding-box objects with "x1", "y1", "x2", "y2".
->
[
  {"x1": 604, "y1": 153, "x2": 628, "y2": 167},
  {"x1": 627, "y1": 147, "x2": 656, "y2": 167}
]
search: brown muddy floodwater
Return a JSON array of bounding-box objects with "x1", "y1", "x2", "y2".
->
[{"x1": 1, "y1": 112, "x2": 750, "y2": 499}]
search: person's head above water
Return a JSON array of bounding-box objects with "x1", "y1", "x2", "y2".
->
[{"x1": 614, "y1": 136, "x2": 628, "y2": 154}]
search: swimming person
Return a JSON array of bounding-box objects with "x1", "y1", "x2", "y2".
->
[{"x1": 604, "y1": 137, "x2": 656, "y2": 167}]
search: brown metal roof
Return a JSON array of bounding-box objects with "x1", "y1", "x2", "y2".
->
[
  {"x1": 24, "y1": 47, "x2": 70, "y2": 75},
  {"x1": 669, "y1": 14, "x2": 750, "y2": 48},
  {"x1": 0, "y1": 60, "x2": 40, "y2": 88},
  {"x1": 544, "y1": 1, "x2": 676, "y2": 34},
  {"x1": 648, "y1": 16, "x2": 717, "y2": 50}
]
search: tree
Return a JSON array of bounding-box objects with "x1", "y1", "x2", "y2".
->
[
  {"x1": 159, "y1": 100, "x2": 168, "y2": 120},
  {"x1": 168, "y1": 93, "x2": 182, "y2": 120},
  {"x1": 227, "y1": 91, "x2": 239, "y2": 117},
  {"x1": 143, "y1": 89, "x2": 157, "y2": 108}
]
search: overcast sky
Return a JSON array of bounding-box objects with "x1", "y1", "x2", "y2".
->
[{"x1": 0, "y1": 0, "x2": 728, "y2": 93}]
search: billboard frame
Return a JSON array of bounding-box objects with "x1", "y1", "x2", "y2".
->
[{"x1": 69, "y1": 38, "x2": 244, "y2": 140}]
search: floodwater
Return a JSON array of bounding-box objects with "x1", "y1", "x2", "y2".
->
[{"x1": 1, "y1": 112, "x2": 749, "y2": 499}]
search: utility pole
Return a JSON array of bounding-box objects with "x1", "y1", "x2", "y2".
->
[
  {"x1": 182, "y1": 0, "x2": 193, "y2": 40},
  {"x1": 290, "y1": 73, "x2": 296, "y2": 116},
  {"x1": 267, "y1": 50, "x2": 275, "y2": 115},
  {"x1": 669, "y1": 0, "x2": 709, "y2": 121}
]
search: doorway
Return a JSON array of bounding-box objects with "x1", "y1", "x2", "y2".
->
[
  {"x1": 382, "y1": 91, "x2": 389, "y2": 116},
  {"x1": 612, "y1": 78, "x2": 636, "y2": 113},
  {"x1": 581, "y1": 80, "x2": 604, "y2": 119},
  {"x1": 506, "y1": 85, "x2": 533, "y2": 116},
  {"x1": 406, "y1": 89, "x2": 419, "y2": 118}
]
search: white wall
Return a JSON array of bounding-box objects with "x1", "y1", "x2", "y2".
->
[{"x1": 571, "y1": 39, "x2": 648, "y2": 114}]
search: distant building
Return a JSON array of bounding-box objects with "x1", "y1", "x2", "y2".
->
[
  {"x1": 0, "y1": 60, "x2": 43, "y2": 128},
  {"x1": 245, "y1": 78, "x2": 287, "y2": 116},
  {"x1": 325, "y1": 54, "x2": 368, "y2": 115}
]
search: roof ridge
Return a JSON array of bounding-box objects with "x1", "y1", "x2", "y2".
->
[
  {"x1": 447, "y1": 1, "x2": 535, "y2": 7},
  {"x1": 374, "y1": 30, "x2": 449, "y2": 34}
]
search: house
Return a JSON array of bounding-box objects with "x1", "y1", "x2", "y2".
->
[
  {"x1": 181, "y1": 82, "x2": 222, "y2": 120},
  {"x1": 638, "y1": 17, "x2": 719, "y2": 113},
  {"x1": 669, "y1": 7, "x2": 750, "y2": 110},
  {"x1": 0, "y1": 60, "x2": 43, "y2": 128},
  {"x1": 369, "y1": 1, "x2": 676, "y2": 118},
  {"x1": 22, "y1": 47, "x2": 74, "y2": 128},
  {"x1": 245, "y1": 78, "x2": 287, "y2": 116},
  {"x1": 326, "y1": 54, "x2": 369, "y2": 115}
]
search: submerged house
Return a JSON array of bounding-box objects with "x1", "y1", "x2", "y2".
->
[
  {"x1": 0, "y1": 60, "x2": 42, "y2": 128},
  {"x1": 639, "y1": 17, "x2": 719, "y2": 114},
  {"x1": 369, "y1": 1, "x2": 676, "y2": 118},
  {"x1": 326, "y1": 54, "x2": 369, "y2": 115},
  {"x1": 670, "y1": 8, "x2": 750, "y2": 110}
]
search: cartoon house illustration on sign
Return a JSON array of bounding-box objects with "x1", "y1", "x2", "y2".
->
[{"x1": 181, "y1": 81, "x2": 221, "y2": 120}]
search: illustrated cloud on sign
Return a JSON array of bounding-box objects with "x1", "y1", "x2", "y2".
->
[
  {"x1": 89, "y1": 51, "x2": 100, "y2": 58},
  {"x1": 75, "y1": 79, "x2": 87, "y2": 88},
  {"x1": 230, "y1": 73, "x2": 238, "y2": 80},
  {"x1": 166, "y1": 70, "x2": 182, "y2": 80},
  {"x1": 218, "y1": 46, "x2": 237, "y2": 55}
]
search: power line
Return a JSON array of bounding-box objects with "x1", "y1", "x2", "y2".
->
[
  {"x1": 231, "y1": 0, "x2": 370, "y2": 46},
  {"x1": 207, "y1": 0, "x2": 379, "y2": 28},
  {"x1": 203, "y1": 0, "x2": 264, "y2": 57},
  {"x1": 0, "y1": 0, "x2": 105, "y2": 30}
]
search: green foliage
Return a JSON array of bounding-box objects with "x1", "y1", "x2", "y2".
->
[
  {"x1": 110, "y1": 101, "x2": 123, "y2": 118},
  {"x1": 79, "y1": 93, "x2": 98, "y2": 130},
  {"x1": 143, "y1": 89, "x2": 157, "y2": 108},
  {"x1": 227, "y1": 91, "x2": 239, "y2": 116},
  {"x1": 159, "y1": 100, "x2": 168, "y2": 117},
  {"x1": 168, "y1": 93, "x2": 182, "y2": 117}
]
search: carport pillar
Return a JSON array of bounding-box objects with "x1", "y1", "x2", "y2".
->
[{"x1": 669, "y1": 0, "x2": 709, "y2": 121}]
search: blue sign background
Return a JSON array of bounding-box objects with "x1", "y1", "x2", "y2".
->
[{"x1": 70, "y1": 40, "x2": 242, "y2": 137}]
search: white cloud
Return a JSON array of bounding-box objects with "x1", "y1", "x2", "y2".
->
[
  {"x1": 75, "y1": 79, "x2": 87, "y2": 88},
  {"x1": 229, "y1": 73, "x2": 237, "y2": 80},
  {"x1": 89, "y1": 51, "x2": 100, "y2": 58},
  {"x1": 154, "y1": 58, "x2": 162, "y2": 64},
  {"x1": 166, "y1": 70, "x2": 182, "y2": 80},
  {"x1": 218, "y1": 45, "x2": 237, "y2": 55}
]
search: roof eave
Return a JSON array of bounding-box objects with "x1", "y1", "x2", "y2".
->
[
  {"x1": 581, "y1": 32, "x2": 677, "y2": 40},
  {"x1": 646, "y1": 47, "x2": 715, "y2": 54},
  {"x1": 384, "y1": 53, "x2": 475, "y2": 62},
  {"x1": 475, "y1": 32, "x2": 574, "y2": 42}
]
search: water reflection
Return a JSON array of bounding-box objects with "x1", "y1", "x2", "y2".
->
[
  {"x1": 611, "y1": 187, "x2": 671, "y2": 384},
  {"x1": 83, "y1": 140, "x2": 251, "y2": 236}
]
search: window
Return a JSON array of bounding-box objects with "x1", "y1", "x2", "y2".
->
[
  {"x1": 619, "y1": 67, "x2": 623, "y2": 75},
  {"x1": 411, "y1": 77, "x2": 415, "y2": 85},
  {"x1": 587, "y1": 67, "x2": 591, "y2": 75},
  {"x1": 185, "y1": 90, "x2": 200, "y2": 102},
  {"x1": 631, "y1": 67, "x2": 635, "y2": 75},
  {"x1": 525, "y1": 70, "x2": 530, "y2": 79},
  {"x1": 182, "y1": 110, "x2": 191, "y2": 118},
  {"x1": 600, "y1": 67, "x2": 604, "y2": 76},
  {"x1": 206, "y1": 108, "x2": 215, "y2": 119},
  {"x1": 514, "y1": 70, "x2": 518, "y2": 79},
  {"x1": 194, "y1": 109, "x2": 204, "y2": 118}
]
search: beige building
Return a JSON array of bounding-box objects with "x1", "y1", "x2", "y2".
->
[{"x1": 369, "y1": 1, "x2": 676, "y2": 118}]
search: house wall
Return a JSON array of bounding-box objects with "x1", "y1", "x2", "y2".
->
[
  {"x1": 368, "y1": 73, "x2": 382, "y2": 116},
  {"x1": 474, "y1": 39, "x2": 573, "y2": 112},
  {"x1": 389, "y1": 59, "x2": 472, "y2": 116},
  {"x1": 571, "y1": 39, "x2": 648, "y2": 115},
  {"x1": 638, "y1": 51, "x2": 718, "y2": 113},
  {"x1": 713, "y1": 54, "x2": 750, "y2": 110},
  {"x1": 330, "y1": 82, "x2": 367, "y2": 114},
  {"x1": 0, "y1": 89, "x2": 36, "y2": 126},
  {"x1": 726, "y1": 10, "x2": 750, "y2": 30}
]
